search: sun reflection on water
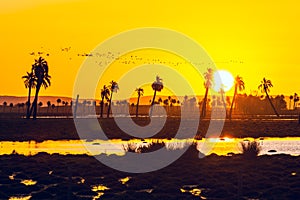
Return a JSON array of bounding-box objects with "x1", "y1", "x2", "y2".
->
[
  {"x1": 91, "y1": 185, "x2": 110, "y2": 200},
  {"x1": 20, "y1": 179, "x2": 37, "y2": 186},
  {"x1": 0, "y1": 137, "x2": 300, "y2": 156},
  {"x1": 8, "y1": 196, "x2": 32, "y2": 200}
]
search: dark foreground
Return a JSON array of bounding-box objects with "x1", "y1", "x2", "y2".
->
[{"x1": 0, "y1": 150, "x2": 299, "y2": 199}]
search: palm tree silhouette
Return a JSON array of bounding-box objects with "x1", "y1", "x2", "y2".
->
[
  {"x1": 107, "y1": 81, "x2": 119, "y2": 118},
  {"x1": 135, "y1": 87, "x2": 144, "y2": 117},
  {"x1": 38, "y1": 102, "x2": 43, "y2": 113},
  {"x1": 57, "y1": 98, "x2": 61, "y2": 113},
  {"x1": 258, "y1": 77, "x2": 279, "y2": 117},
  {"x1": 22, "y1": 71, "x2": 37, "y2": 119},
  {"x1": 100, "y1": 85, "x2": 110, "y2": 118},
  {"x1": 201, "y1": 68, "x2": 213, "y2": 117},
  {"x1": 289, "y1": 95, "x2": 293, "y2": 110},
  {"x1": 219, "y1": 87, "x2": 227, "y2": 116},
  {"x1": 293, "y1": 93, "x2": 299, "y2": 110},
  {"x1": 47, "y1": 101, "x2": 51, "y2": 113},
  {"x1": 149, "y1": 76, "x2": 163, "y2": 117},
  {"x1": 229, "y1": 75, "x2": 245, "y2": 120},
  {"x1": 29, "y1": 57, "x2": 51, "y2": 119},
  {"x1": 2, "y1": 102, "x2": 7, "y2": 112},
  {"x1": 9, "y1": 103, "x2": 13, "y2": 112}
]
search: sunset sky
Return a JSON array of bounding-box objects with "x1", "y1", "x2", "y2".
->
[{"x1": 1, "y1": 0, "x2": 299, "y2": 99}]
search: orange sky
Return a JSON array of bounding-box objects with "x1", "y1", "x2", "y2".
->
[{"x1": 1, "y1": 0, "x2": 299, "y2": 99}]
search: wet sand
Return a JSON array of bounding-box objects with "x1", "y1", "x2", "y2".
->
[
  {"x1": 0, "y1": 150, "x2": 299, "y2": 199},
  {"x1": 0, "y1": 118, "x2": 299, "y2": 141},
  {"x1": 0, "y1": 118, "x2": 300, "y2": 199}
]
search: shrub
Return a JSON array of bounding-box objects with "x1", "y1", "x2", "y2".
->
[{"x1": 240, "y1": 141, "x2": 261, "y2": 158}]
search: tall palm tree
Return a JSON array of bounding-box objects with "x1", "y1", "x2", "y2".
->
[
  {"x1": 201, "y1": 68, "x2": 213, "y2": 117},
  {"x1": 258, "y1": 77, "x2": 279, "y2": 117},
  {"x1": 229, "y1": 75, "x2": 245, "y2": 120},
  {"x1": 293, "y1": 93, "x2": 299, "y2": 110},
  {"x1": 100, "y1": 85, "x2": 110, "y2": 118},
  {"x1": 29, "y1": 57, "x2": 51, "y2": 119},
  {"x1": 107, "y1": 81, "x2": 119, "y2": 118},
  {"x1": 22, "y1": 71, "x2": 37, "y2": 119},
  {"x1": 135, "y1": 87, "x2": 144, "y2": 117},
  {"x1": 149, "y1": 75, "x2": 163, "y2": 117},
  {"x1": 219, "y1": 87, "x2": 227, "y2": 116}
]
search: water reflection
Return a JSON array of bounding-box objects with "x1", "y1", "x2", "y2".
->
[{"x1": 1, "y1": 137, "x2": 300, "y2": 156}]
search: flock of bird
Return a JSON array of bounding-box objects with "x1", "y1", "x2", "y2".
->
[{"x1": 28, "y1": 47, "x2": 244, "y2": 68}]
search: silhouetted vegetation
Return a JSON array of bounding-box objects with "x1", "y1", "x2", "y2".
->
[
  {"x1": 229, "y1": 75, "x2": 245, "y2": 120},
  {"x1": 22, "y1": 71, "x2": 37, "y2": 118},
  {"x1": 201, "y1": 68, "x2": 213, "y2": 117},
  {"x1": 23, "y1": 57, "x2": 51, "y2": 119},
  {"x1": 100, "y1": 85, "x2": 110, "y2": 118},
  {"x1": 240, "y1": 141, "x2": 261, "y2": 158},
  {"x1": 107, "y1": 81, "x2": 119, "y2": 118},
  {"x1": 258, "y1": 78, "x2": 279, "y2": 117},
  {"x1": 135, "y1": 87, "x2": 144, "y2": 117},
  {"x1": 149, "y1": 75, "x2": 163, "y2": 117}
]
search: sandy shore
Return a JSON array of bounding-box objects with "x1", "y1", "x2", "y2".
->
[
  {"x1": 0, "y1": 150, "x2": 299, "y2": 199},
  {"x1": 0, "y1": 118, "x2": 300, "y2": 141}
]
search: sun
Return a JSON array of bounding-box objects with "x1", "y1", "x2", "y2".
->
[{"x1": 213, "y1": 70, "x2": 234, "y2": 92}]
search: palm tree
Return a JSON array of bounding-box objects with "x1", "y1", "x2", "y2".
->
[
  {"x1": 9, "y1": 103, "x2": 13, "y2": 112},
  {"x1": 289, "y1": 95, "x2": 293, "y2": 110},
  {"x1": 3, "y1": 102, "x2": 7, "y2": 112},
  {"x1": 149, "y1": 76, "x2": 163, "y2": 117},
  {"x1": 56, "y1": 98, "x2": 61, "y2": 113},
  {"x1": 107, "y1": 81, "x2": 119, "y2": 118},
  {"x1": 229, "y1": 75, "x2": 245, "y2": 120},
  {"x1": 29, "y1": 57, "x2": 51, "y2": 119},
  {"x1": 201, "y1": 68, "x2": 213, "y2": 117},
  {"x1": 258, "y1": 77, "x2": 279, "y2": 117},
  {"x1": 22, "y1": 71, "x2": 37, "y2": 119},
  {"x1": 38, "y1": 102, "x2": 43, "y2": 113},
  {"x1": 47, "y1": 101, "x2": 51, "y2": 113},
  {"x1": 100, "y1": 85, "x2": 110, "y2": 118},
  {"x1": 219, "y1": 87, "x2": 227, "y2": 116},
  {"x1": 135, "y1": 87, "x2": 144, "y2": 117},
  {"x1": 293, "y1": 93, "x2": 299, "y2": 110}
]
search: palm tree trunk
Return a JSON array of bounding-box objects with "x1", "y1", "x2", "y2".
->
[
  {"x1": 220, "y1": 92, "x2": 227, "y2": 118},
  {"x1": 201, "y1": 88, "x2": 209, "y2": 117},
  {"x1": 100, "y1": 99, "x2": 104, "y2": 118},
  {"x1": 136, "y1": 95, "x2": 140, "y2": 117},
  {"x1": 107, "y1": 93, "x2": 113, "y2": 118},
  {"x1": 26, "y1": 85, "x2": 32, "y2": 119},
  {"x1": 229, "y1": 86, "x2": 237, "y2": 120},
  {"x1": 30, "y1": 83, "x2": 41, "y2": 120},
  {"x1": 265, "y1": 90, "x2": 280, "y2": 117},
  {"x1": 149, "y1": 90, "x2": 157, "y2": 117}
]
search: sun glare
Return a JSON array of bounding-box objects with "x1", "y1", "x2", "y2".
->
[{"x1": 213, "y1": 70, "x2": 234, "y2": 92}]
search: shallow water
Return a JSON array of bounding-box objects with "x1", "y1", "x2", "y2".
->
[{"x1": 1, "y1": 137, "x2": 300, "y2": 156}]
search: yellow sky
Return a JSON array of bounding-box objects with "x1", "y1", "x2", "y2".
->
[{"x1": 1, "y1": 0, "x2": 299, "y2": 99}]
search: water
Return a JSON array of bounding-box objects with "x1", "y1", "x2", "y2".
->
[{"x1": 1, "y1": 137, "x2": 300, "y2": 156}]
